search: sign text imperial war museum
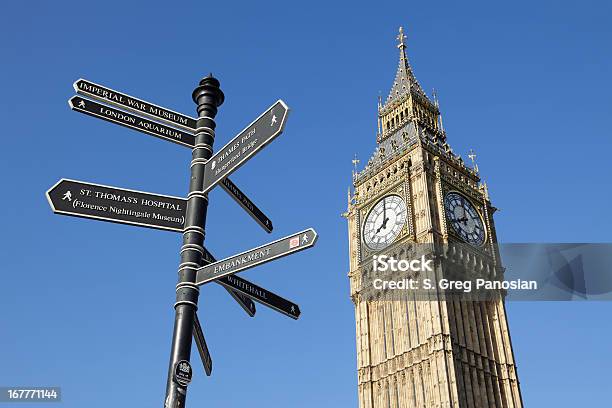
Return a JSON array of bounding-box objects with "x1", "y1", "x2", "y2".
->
[{"x1": 74, "y1": 79, "x2": 197, "y2": 130}]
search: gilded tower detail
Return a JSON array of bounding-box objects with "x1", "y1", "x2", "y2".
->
[{"x1": 345, "y1": 28, "x2": 523, "y2": 408}]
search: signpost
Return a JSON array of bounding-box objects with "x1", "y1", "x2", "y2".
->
[
  {"x1": 47, "y1": 75, "x2": 317, "y2": 408},
  {"x1": 46, "y1": 179, "x2": 186, "y2": 232},
  {"x1": 202, "y1": 247, "x2": 301, "y2": 319},
  {"x1": 69, "y1": 97, "x2": 195, "y2": 147},
  {"x1": 200, "y1": 100, "x2": 289, "y2": 194},
  {"x1": 196, "y1": 228, "x2": 318, "y2": 285}
]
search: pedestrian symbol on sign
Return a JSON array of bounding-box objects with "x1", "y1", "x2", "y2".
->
[{"x1": 62, "y1": 191, "x2": 72, "y2": 201}]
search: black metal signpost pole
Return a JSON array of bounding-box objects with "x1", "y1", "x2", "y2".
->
[{"x1": 164, "y1": 75, "x2": 224, "y2": 408}]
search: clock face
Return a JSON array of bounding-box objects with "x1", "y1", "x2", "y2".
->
[
  {"x1": 363, "y1": 195, "x2": 407, "y2": 251},
  {"x1": 444, "y1": 192, "x2": 486, "y2": 245}
]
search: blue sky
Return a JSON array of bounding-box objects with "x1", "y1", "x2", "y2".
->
[{"x1": 1, "y1": 0, "x2": 611, "y2": 406}]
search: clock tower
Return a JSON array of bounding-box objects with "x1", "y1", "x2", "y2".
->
[{"x1": 345, "y1": 28, "x2": 523, "y2": 407}]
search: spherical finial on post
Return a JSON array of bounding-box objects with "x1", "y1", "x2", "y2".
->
[{"x1": 192, "y1": 74, "x2": 225, "y2": 120}]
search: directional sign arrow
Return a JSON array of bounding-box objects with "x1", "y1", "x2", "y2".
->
[
  {"x1": 69, "y1": 96, "x2": 195, "y2": 147},
  {"x1": 192, "y1": 314, "x2": 212, "y2": 376},
  {"x1": 46, "y1": 179, "x2": 186, "y2": 232},
  {"x1": 220, "y1": 177, "x2": 273, "y2": 233},
  {"x1": 218, "y1": 275, "x2": 301, "y2": 320},
  {"x1": 196, "y1": 228, "x2": 317, "y2": 286},
  {"x1": 223, "y1": 287, "x2": 256, "y2": 317},
  {"x1": 200, "y1": 100, "x2": 289, "y2": 194},
  {"x1": 74, "y1": 78, "x2": 197, "y2": 131},
  {"x1": 202, "y1": 247, "x2": 299, "y2": 319}
]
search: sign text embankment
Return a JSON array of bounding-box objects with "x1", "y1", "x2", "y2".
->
[{"x1": 196, "y1": 228, "x2": 317, "y2": 285}]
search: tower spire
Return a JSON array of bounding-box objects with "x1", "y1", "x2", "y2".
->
[
  {"x1": 377, "y1": 26, "x2": 440, "y2": 143},
  {"x1": 383, "y1": 26, "x2": 429, "y2": 108}
]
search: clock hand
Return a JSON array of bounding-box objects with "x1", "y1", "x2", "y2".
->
[
  {"x1": 461, "y1": 207, "x2": 470, "y2": 223},
  {"x1": 375, "y1": 217, "x2": 389, "y2": 234},
  {"x1": 457, "y1": 215, "x2": 468, "y2": 224},
  {"x1": 383, "y1": 198, "x2": 386, "y2": 221}
]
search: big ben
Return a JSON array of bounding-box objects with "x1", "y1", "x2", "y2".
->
[{"x1": 345, "y1": 27, "x2": 523, "y2": 408}]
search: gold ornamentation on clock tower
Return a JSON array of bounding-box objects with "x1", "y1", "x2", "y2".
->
[{"x1": 345, "y1": 27, "x2": 523, "y2": 408}]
